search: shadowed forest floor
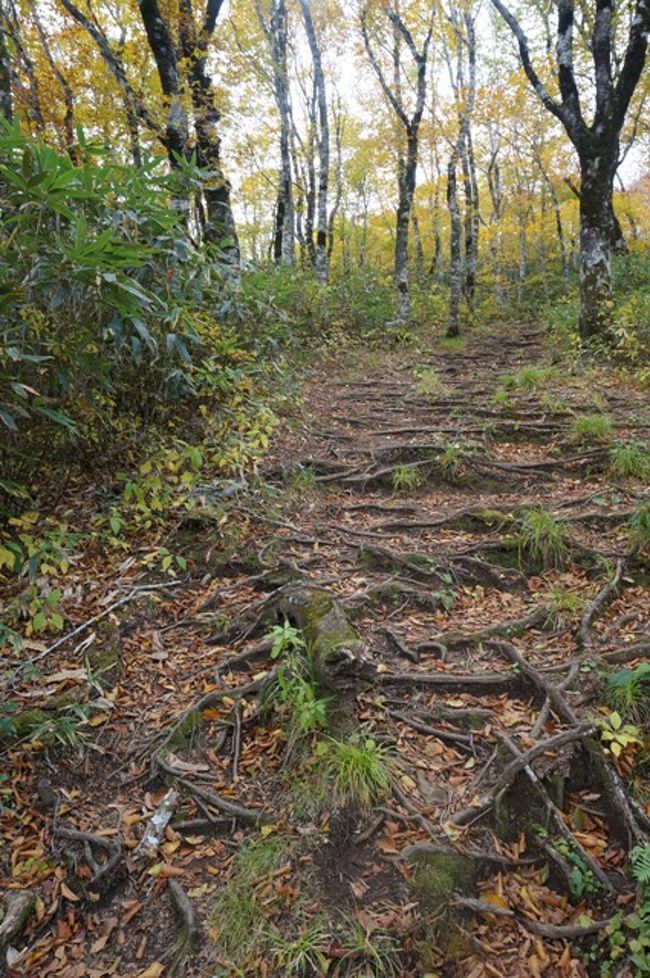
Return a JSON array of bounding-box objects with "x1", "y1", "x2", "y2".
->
[{"x1": 2, "y1": 323, "x2": 649, "y2": 978}]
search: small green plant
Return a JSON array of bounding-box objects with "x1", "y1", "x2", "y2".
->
[
  {"x1": 265, "y1": 621, "x2": 330, "y2": 736},
  {"x1": 269, "y1": 920, "x2": 331, "y2": 975},
  {"x1": 590, "y1": 844, "x2": 650, "y2": 975},
  {"x1": 439, "y1": 335, "x2": 466, "y2": 351},
  {"x1": 30, "y1": 705, "x2": 91, "y2": 752},
  {"x1": 391, "y1": 465, "x2": 422, "y2": 492},
  {"x1": 491, "y1": 387, "x2": 511, "y2": 408},
  {"x1": 268, "y1": 620, "x2": 306, "y2": 659},
  {"x1": 438, "y1": 442, "x2": 464, "y2": 478},
  {"x1": 570, "y1": 414, "x2": 614, "y2": 444},
  {"x1": 286, "y1": 465, "x2": 316, "y2": 492},
  {"x1": 415, "y1": 367, "x2": 443, "y2": 396},
  {"x1": 211, "y1": 834, "x2": 289, "y2": 962},
  {"x1": 553, "y1": 837, "x2": 600, "y2": 900},
  {"x1": 518, "y1": 508, "x2": 571, "y2": 569},
  {"x1": 629, "y1": 502, "x2": 650, "y2": 554},
  {"x1": 542, "y1": 584, "x2": 586, "y2": 627},
  {"x1": 540, "y1": 392, "x2": 568, "y2": 413},
  {"x1": 607, "y1": 663, "x2": 650, "y2": 722},
  {"x1": 596, "y1": 711, "x2": 642, "y2": 758},
  {"x1": 317, "y1": 733, "x2": 393, "y2": 808},
  {"x1": 338, "y1": 921, "x2": 402, "y2": 976},
  {"x1": 609, "y1": 440, "x2": 650, "y2": 480},
  {"x1": 501, "y1": 365, "x2": 555, "y2": 390}
]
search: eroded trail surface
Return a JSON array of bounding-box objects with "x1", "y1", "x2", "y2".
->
[{"x1": 5, "y1": 325, "x2": 650, "y2": 978}]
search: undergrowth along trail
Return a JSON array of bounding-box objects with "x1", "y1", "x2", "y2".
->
[{"x1": 2, "y1": 322, "x2": 649, "y2": 978}]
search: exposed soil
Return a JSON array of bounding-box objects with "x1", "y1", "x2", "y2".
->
[{"x1": 2, "y1": 323, "x2": 649, "y2": 978}]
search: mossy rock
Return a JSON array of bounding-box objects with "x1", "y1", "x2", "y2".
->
[
  {"x1": 10, "y1": 708, "x2": 50, "y2": 740},
  {"x1": 411, "y1": 851, "x2": 475, "y2": 962},
  {"x1": 167, "y1": 709, "x2": 204, "y2": 750},
  {"x1": 411, "y1": 851, "x2": 476, "y2": 916},
  {"x1": 85, "y1": 622, "x2": 122, "y2": 687},
  {"x1": 278, "y1": 588, "x2": 362, "y2": 695},
  {"x1": 458, "y1": 507, "x2": 516, "y2": 531}
]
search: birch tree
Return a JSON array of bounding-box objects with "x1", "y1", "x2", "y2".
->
[
  {"x1": 361, "y1": 1, "x2": 434, "y2": 322},
  {"x1": 256, "y1": 0, "x2": 295, "y2": 265},
  {"x1": 489, "y1": 0, "x2": 650, "y2": 339}
]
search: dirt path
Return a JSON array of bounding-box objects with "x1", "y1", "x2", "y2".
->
[{"x1": 4, "y1": 324, "x2": 649, "y2": 978}]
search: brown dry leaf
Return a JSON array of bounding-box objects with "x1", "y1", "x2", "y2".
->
[
  {"x1": 121, "y1": 900, "x2": 144, "y2": 924},
  {"x1": 136, "y1": 964, "x2": 165, "y2": 978},
  {"x1": 90, "y1": 916, "x2": 118, "y2": 954},
  {"x1": 60, "y1": 883, "x2": 80, "y2": 902},
  {"x1": 87, "y1": 713, "x2": 109, "y2": 727}
]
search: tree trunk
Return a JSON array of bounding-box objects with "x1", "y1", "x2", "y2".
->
[
  {"x1": 300, "y1": 0, "x2": 329, "y2": 283},
  {"x1": 395, "y1": 132, "x2": 418, "y2": 323},
  {"x1": 179, "y1": 0, "x2": 238, "y2": 257},
  {"x1": 447, "y1": 151, "x2": 462, "y2": 337},
  {"x1": 412, "y1": 209, "x2": 424, "y2": 281},
  {"x1": 578, "y1": 155, "x2": 616, "y2": 340},
  {"x1": 0, "y1": 15, "x2": 11, "y2": 122}
]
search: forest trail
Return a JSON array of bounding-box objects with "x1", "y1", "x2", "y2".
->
[{"x1": 4, "y1": 323, "x2": 650, "y2": 978}]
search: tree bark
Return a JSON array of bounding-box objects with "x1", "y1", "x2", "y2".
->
[
  {"x1": 447, "y1": 150, "x2": 462, "y2": 337},
  {"x1": 489, "y1": 0, "x2": 650, "y2": 340},
  {"x1": 578, "y1": 155, "x2": 616, "y2": 339},
  {"x1": 179, "y1": 0, "x2": 238, "y2": 256},
  {"x1": 361, "y1": 4, "x2": 432, "y2": 323},
  {"x1": 300, "y1": 0, "x2": 329, "y2": 282},
  {"x1": 257, "y1": 0, "x2": 294, "y2": 265},
  {"x1": 27, "y1": 0, "x2": 75, "y2": 155},
  {"x1": 0, "y1": 11, "x2": 11, "y2": 122}
]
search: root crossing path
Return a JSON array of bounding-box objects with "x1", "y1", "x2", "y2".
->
[{"x1": 6, "y1": 324, "x2": 650, "y2": 978}]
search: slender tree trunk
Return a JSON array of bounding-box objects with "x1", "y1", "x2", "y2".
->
[
  {"x1": 395, "y1": 132, "x2": 418, "y2": 322},
  {"x1": 412, "y1": 209, "x2": 424, "y2": 281},
  {"x1": 447, "y1": 151, "x2": 462, "y2": 337},
  {"x1": 300, "y1": 0, "x2": 329, "y2": 282},
  {"x1": 0, "y1": 15, "x2": 11, "y2": 122},
  {"x1": 28, "y1": 0, "x2": 75, "y2": 155}
]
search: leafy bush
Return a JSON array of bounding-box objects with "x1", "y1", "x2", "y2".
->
[{"x1": 0, "y1": 123, "x2": 262, "y2": 507}]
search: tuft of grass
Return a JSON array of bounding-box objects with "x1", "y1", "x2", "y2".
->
[
  {"x1": 542, "y1": 584, "x2": 586, "y2": 628},
  {"x1": 269, "y1": 920, "x2": 331, "y2": 975},
  {"x1": 338, "y1": 921, "x2": 402, "y2": 976},
  {"x1": 491, "y1": 387, "x2": 511, "y2": 408},
  {"x1": 540, "y1": 393, "x2": 569, "y2": 414},
  {"x1": 317, "y1": 734, "x2": 393, "y2": 809},
  {"x1": 285, "y1": 465, "x2": 316, "y2": 492},
  {"x1": 415, "y1": 367, "x2": 443, "y2": 396},
  {"x1": 609, "y1": 440, "x2": 650, "y2": 480},
  {"x1": 439, "y1": 335, "x2": 467, "y2": 351},
  {"x1": 438, "y1": 442, "x2": 465, "y2": 478},
  {"x1": 392, "y1": 464, "x2": 421, "y2": 492},
  {"x1": 518, "y1": 508, "x2": 571, "y2": 569},
  {"x1": 607, "y1": 663, "x2": 650, "y2": 723},
  {"x1": 211, "y1": 835, "x2": 289, "y2": 959},
  {"x1": 501, "y1": 365, "x2": 555, "y2": 390},
  {"x1": 629, "y1": 502, "x2": 650, "y2": 554},
  {"x1": 569, "y1": 414, "x2": 613, "y2": 444}
]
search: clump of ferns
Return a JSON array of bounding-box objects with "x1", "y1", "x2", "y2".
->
[{"x1": 607, "y1": 663, "x2": 650, "y2": 724}]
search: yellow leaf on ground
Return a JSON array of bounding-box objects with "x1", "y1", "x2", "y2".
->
[{"x1": 136, "y1": 963, "x2": 165, "y2": 978}]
